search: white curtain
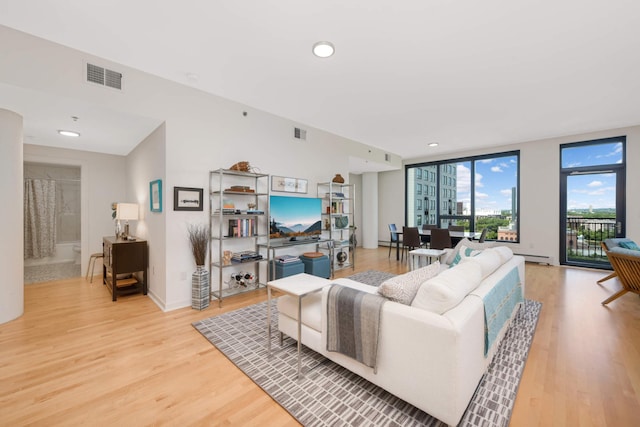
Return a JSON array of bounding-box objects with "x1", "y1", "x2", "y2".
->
[{"x1": 24, "y1": 179, "x2": 57, "y2": 259}]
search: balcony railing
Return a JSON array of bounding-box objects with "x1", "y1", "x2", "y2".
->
[{"x1": 566, "y1": 217, "x2": 616, "y2": 264}]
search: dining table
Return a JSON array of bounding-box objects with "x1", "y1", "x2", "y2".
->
[{"x1": 393, "y1": 229, "x2": 476, "y2": 261}]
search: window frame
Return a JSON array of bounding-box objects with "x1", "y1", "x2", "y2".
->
[{"x1": 405, "y1": 150, "x2": 520, "y2": 242}]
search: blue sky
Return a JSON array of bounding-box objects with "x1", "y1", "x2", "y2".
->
[{"x1": 456, "y1": 155, "x2": 518, "y2": 212}]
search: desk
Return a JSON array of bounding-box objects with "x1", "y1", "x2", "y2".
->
[
  {"x1": 393, "y1": 229, "x2": 475, "y2": 261},
  {"x1": 267, "y1": 273, "x2": 330, "y2": 379},
  {"x1": 103, "y1": 236, "x2": 148, "y2": 301}
]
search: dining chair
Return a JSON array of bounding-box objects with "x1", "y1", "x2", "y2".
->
[
  {"x1": 448, "y1": 225, "x2": 465, "y2": 232},
  {"x1": 401, "y1": 226, "x2": 422, "y2": 261},
  {"x1": 430, "y1": 228, "x2": 452, "y2": 250},
  {"x1": 478, "y1": 228, "x2": 488, "y2": 243},
  {"x1": 388, "y1": 224, "x2": 402, "y2": 258},
  {"x1": 421, "y1": 224, "x2": 437, "y2": 247}
]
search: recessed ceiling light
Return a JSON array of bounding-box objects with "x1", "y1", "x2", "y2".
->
[
  {"x1": 428, "y1": 142, "x2": 439, "y2": 147},
  {"x1": 58, "y1": 130, "x2": 80, "y2": 137},
  {"x1": 312, "y1": 41, "x2": 335, "y2": 58}
]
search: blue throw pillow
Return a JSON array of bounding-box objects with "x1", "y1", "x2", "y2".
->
[{"x1": 618, "y1": 240, "x2": 640, "y2": 251}]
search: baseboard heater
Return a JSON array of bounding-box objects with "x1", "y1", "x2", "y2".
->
[{"x1": 514, "y1": 253, "x2": 552, "y2": 265}]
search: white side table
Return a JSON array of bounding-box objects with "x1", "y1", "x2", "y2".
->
[
  {"x1": 267, "y1": 273, "x2": 331, "y2": 379},
  {"x1": 409, "y1": 248, "x2": 445, "y2": 270}
]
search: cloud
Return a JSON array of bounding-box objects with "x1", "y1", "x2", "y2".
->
[
  {"x1": 500, "y1": 189, "x2": 512, "y2": 197},
  {"x1": 476, "y1": 191, "x2": 489, "y2": 199},
  {"x1": 491, "y1": 166, "x2": 503, "y2": 172},
  {"x1": 478, "y1": 159, "x2": 493, "y2": 164},
  {"x1": 500, "y1": 162, "x2": 509, "y2": 168},
  {"x1": 457, "y1": 164, "x2": 471, "y2": 193},
  {"x1": 587, "y1": 180, "x2": 603, "y2": 187}
]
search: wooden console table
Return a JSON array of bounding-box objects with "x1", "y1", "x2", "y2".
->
[{"x1": 103, "y1": 236, "x2": 148, "y2": 301}]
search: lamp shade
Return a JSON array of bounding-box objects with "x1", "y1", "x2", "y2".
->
[{"x1": 116, "y1": 203, "x2": 139, "y2": 221}]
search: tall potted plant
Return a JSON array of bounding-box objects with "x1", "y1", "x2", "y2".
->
[{"x1": 188, "y1": 223, "x2": 210, "y2": 310}]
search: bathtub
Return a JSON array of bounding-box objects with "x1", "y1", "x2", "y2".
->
[{"x1": 24, "y1": 241, "x2": 81, "y2": 266}]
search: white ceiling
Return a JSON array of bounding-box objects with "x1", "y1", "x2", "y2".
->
[{"x1": 1, "y1": 0, "x2": 639, "y2": 165}]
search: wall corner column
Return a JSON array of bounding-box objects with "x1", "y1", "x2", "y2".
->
[
  {"x1": 361, "y1": 172, "x2": 379, "y2": 248},
  {"x1": 0, "y1": 109, "x2": 24, "y2": 324}
]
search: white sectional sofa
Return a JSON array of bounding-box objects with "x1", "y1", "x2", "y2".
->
[{"x1": 277, "y1": 242, "x2": 525, "y2": 426}]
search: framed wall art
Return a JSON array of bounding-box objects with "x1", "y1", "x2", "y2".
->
[
  {"x1": 271, "y1": 176, "x2": 308, "y2": 193},
  {"x1": 150, "y1": 179, "x2": 163, "y2": 212},
  {"x1": 174, "y1": 186, "x2": 203, "y2": 211}
]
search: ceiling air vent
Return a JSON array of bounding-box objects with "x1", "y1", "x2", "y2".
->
[
  {"x1": 293, "y1": 127, "x2": 307, "y2": 141},
  {"x1": 385, "y1": 153, "x2": 391, "y2": 162},
  {"x1": 86, "y1": 63, "x2": 122, "y2": 90}
]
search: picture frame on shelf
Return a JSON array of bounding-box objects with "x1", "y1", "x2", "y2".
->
[
  {"x1": 150, "y1": 179, "x2": 162, "y2": 212},
  {"x1": 174, "y1": 186, "x2": 203, "y2": 211},
  {"x1": 271, "y1": 176, "x2": 308, "y2": 193}
]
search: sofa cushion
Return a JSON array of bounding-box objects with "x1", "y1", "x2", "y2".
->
[
  {"x1": 610, "y1": 246, "x2": 640, "y2": 257},
  {"x1": 442, "y1": 238, "x2": 495, "y2": 265},
  {"x1": 492, "y1": 246, "x2": 514, "y2": 264},
  {"x1": 378, "y1": 262, "x2": 440, "y2": 305},
  {"x1": 618, "y1": 240, "x2": 640, "y2": 251},
  {"x1": 411, "y1": 261, "x2": 482, "y2": 314},
  {"x1": 461, "y1": 248, "x2": 503, "y2": 279},
  {"x1": 449, "y1": 245, "x2": 482, "y2": 267},
  {"x1": 604, "y1": 238, "x2": 634, "y2": 250}
]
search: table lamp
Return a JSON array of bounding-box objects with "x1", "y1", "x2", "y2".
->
[{"x1": 116, "y1": 203, "x2": 139, "y2": 239}]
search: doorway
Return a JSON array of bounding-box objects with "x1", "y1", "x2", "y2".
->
[
  {"x1": 559, "y1": 137, "x2": 626, "y2": 268},
  {"x1": 23, "y1": 162, "x2": 82, "y2": 283}
]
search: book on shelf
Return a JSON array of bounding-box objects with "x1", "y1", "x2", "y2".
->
[
  {"x1": 231, "y1": 250, "x2": 263, "y2": 263},
  {"x1": 228, "y1": 218, "x2": 257, "y2": 237}
]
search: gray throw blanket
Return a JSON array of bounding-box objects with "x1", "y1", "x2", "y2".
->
[{"x1": 326, "y1": 284, "x2": 386, "y2": 372}]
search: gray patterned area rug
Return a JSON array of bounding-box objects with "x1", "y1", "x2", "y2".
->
[{"x1": 193, "y1": 274, "x2": 541, "y2": 426}]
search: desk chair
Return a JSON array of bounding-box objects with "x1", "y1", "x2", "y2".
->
[{"x1": 86, "y1": 252, "x2": 104, "y2": 283}]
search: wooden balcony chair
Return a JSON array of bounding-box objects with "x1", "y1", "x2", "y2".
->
[
  {"x1": 602, "y1": 247, "x2": 640, "y2": 305},
  {"x1": 401, "y1": 226, "x2": 422, "y2": 261},
  {"x1": 597, "y1": 241, "x2": 617, "y2": 285},
  {"x1": 478, "y1": 228, "x2": 488, "y2": 243},
  {"x1": 448, "y1": 225, "x2": 465, "y2": 232}
]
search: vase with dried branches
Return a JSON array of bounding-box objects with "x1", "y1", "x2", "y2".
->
[{"x1": 188, "y1": 224, "x2": 210, "y2": 310}]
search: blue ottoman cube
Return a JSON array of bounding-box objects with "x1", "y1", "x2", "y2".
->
[
  {"x1": 300, "y1": 253, "x2": 331, "y2": 279},
  {"x1": 274, "y1": 260, "x2": 305, "y2": 279}
]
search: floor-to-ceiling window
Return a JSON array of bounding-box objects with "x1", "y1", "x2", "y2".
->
[
  {"x1": 560, "y1": 137, "x2": 626, "y2": 268},
  {"x1": 406, "y1": 150, "x2": 520, "y2": 241}
]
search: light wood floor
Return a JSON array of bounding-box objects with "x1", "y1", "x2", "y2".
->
[{"x1": 1, "y1": 248, "x2": 639, "y2": 426}]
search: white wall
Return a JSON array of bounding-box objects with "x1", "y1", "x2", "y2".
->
[
  {"x1": 126, "y1": 123, "x2": 167, "y2": 308},
  {"x1": 378, "y1": 125, "x2": 640, "y2": 265},
  {"x1": 0, "y1": 26, "x2": 401, "y2": 311}
]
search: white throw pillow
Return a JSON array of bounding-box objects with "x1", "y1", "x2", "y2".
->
[
  {"x1": 460, "y1": 248, "x2": 503, "y2": 279},
  {"x1": 442, "y1": 238, "x2": 495, "y2": 265},
  {"x1": 411, "y1": 261, "x2": 482, "y2": 314},
  {"x1": 378, "y1": 261, "x2": 441, "y2": 305},
  {"x1": 492, "y1": 246, "x2": 514, "y2": 264}
]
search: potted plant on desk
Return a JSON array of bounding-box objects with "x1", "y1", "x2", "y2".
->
[{"x1": 188, "y1": 223, "x2": 210, "y2": 310}]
